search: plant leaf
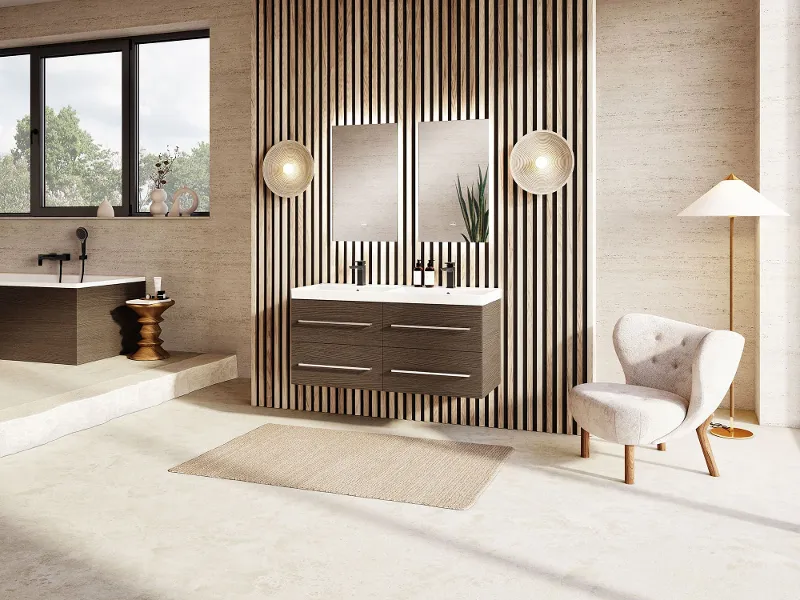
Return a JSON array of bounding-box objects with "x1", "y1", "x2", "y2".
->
[
  {"x1": 455, "y1": 175, "x2": 471, "y2": 240},
  {"x1": 466, "y1": 185, "x2": 475, "y2": 241}
]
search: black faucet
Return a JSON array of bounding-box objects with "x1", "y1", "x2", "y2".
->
[
  {"x1": 350, "y1": 260, "x2": 366, "y2": 286},
  {"x1": 441, "y1": 261, "x2": 457, "y2": 289},
  {"x1": 38, "y1": 253, "x2": 71, "y2": 283}
]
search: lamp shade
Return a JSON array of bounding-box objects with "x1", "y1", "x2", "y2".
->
[
  {"x1": 510, "y1": 130, "x2": 574, "y2": 195},
  {"x1": 263, "y1": 140, "x2": 315, "y2": 198},
  {"x1": 679, "y1": 174, "x2": 788, "y2": 217}
]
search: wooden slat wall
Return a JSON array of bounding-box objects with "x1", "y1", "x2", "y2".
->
[{"x1": 254, "y1": 0, "x2": 590, "y2": 433}]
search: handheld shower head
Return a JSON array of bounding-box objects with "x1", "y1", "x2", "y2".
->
[{"x1": 76, "y1": 228, "x2": 89, "y2": 283}]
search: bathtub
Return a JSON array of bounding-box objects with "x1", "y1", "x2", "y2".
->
[
  {"x1": 0, "y1": 274, "x2": 146, "y2": 364},
  {"x1": 0, "y1": 273, "x2": 145, "y2": 288}
]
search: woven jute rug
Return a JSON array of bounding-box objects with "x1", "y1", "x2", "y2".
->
[{"x1": 169, "y1": 423, "x2": 512, "y2": 510}]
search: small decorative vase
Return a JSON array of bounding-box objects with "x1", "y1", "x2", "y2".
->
[
  {"x1": 172, "y1": 187, "x2": 200, "y2": 217},
  {"x1": 168, "y1": 196, "x2": 181, "y2": 217},
  {"x1": 96, "y1": 199, "x2": 115, "y2": 218},
  {"x1": 149, "y1": 189, "x2": 168, "y2": 217}
]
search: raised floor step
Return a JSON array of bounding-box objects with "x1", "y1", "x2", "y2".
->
[{"x1": 0, "y1": 353, "x2": 237, "y2": 457}]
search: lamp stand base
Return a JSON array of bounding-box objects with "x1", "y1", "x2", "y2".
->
[{"x1": 709, "y1": 426, "x2": 754, "y2": 439}]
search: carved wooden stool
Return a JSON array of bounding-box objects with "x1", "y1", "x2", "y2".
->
[{"x1": 126, "y1": 299, "x2": 175, "y2": 361}]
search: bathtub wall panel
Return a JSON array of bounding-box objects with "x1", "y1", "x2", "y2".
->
[
  {"x1": 0, "y1": 282, "x2": 145, "y2": 365},
  {"x1": 0, "y1": 287, "x2": 78, "y2": 364},
  {"x1": 77, "y1": 282, "x2": 146, "y2": 364},
  {"x1": 0, "y1": 0, "x2": 255, "y2": 376}
]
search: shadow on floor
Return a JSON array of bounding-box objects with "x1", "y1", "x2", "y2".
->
[
  {"x1": 0, "y1": 514, "x2": 162, "y2": 600},
  {"x1": 589, "y1": 449, "x2": 707, "y2": 476},
  {"x1": 288, "y1": 488, "x2": 651, "y2": 600},
  {"x1": 175, "y1": 379, "x2": 398, "y2": 428},
  {"x1": 534, "y1": 463, "x2": 800, "y2": 535}
]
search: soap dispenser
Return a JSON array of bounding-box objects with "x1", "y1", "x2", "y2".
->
[
  {"x1": 424, "y1": 259, "x2": 435, "y2": 288},
  {"x1": 413, "y1": 260, "x2": 423, "y2": 287}
]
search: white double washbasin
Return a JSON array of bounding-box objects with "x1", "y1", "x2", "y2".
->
[{"x1": 291, "y1": 283, "x2": 502, "y2": 306}]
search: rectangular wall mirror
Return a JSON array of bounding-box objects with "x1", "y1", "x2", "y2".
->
[
  {"x1": 417, "y1": 119, "x2": 492, "y2": 243},
  {"x1": 331, "y1": 123, "x2": 398, "y2": 241}
]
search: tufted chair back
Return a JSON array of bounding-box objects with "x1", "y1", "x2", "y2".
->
[{"x1": 613, "y1": 313, "x2": 712, "y2": 400}]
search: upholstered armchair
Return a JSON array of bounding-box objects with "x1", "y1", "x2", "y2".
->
[{"x1": 569, "y1": 313, "x2": 744, "y2": 484}]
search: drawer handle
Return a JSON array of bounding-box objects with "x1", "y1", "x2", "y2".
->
[
  {"x1": 390, "y1": 324, "x2": 471, "y2": 332},
  {"x1": 390, "y1": 369, "x2": 471, "y2": 379},
  {"x1": 297, "y1": 319, "x2": 373, "y2": 327},
  {"x1": 297, "y1": 363, "x2": 372, "y2": 372}
]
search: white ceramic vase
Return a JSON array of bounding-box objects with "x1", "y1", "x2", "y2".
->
[
  {"x1": 168, "y1": 195, "x2": 181, "y2": 217},
  {"x1": 96, "y1": 199, "x2": 115, "y2": 218},
  {"x1": 149, "y1": 188, "x2": 168, "y2": 217},
  {"x1": 172, "y1": 187, "x2": 200, "y2": 217}
]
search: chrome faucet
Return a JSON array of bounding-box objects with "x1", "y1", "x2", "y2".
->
[
  {"x1": 349, "y1": 260, "x2": 366, "y2": 286},
  {"x1": 38, "y1": 253, "x2": 71, "y2": 283}
]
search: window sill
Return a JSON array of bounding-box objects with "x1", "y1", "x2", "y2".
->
[{"x1": 0, "y1": 216, "x2": 211, "y2": 221}]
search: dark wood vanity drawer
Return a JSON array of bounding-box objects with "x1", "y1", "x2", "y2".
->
[
  {"x1": 382, "y1": 301, "x2": 495, "y2": 352},
  {"x1": 382, "y1": 347, "x2": 497, "y2": 398},
  {"x1": 291, "y1": 299, "x2": 382, "y2": 346},
  {"x1": 291, "y1": 342, "x2": 382, "y2": 389}
]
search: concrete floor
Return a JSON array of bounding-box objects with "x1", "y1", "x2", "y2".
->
[{"x1": 1, "y1": 378, "x2": 798, "y2": 600}]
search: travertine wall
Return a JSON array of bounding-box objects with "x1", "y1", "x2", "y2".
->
[
  {"x1": 596, "y1": 0, "x2": 758, "y2": 408},
  {"x1": 0, "y1": 0, "x2": 254, "y2": 376},
  {"x1": 757, "y1": 0, "x2": 800, "y2": 427}
]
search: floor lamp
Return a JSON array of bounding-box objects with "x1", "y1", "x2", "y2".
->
[{"x1": 679, "y1": 174, "x2": 788, "y2": 439}]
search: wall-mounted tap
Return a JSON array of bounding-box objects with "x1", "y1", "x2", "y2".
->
[
  {"x1": 349, "y1": 260, "x2": 366, "y2": 286},
  {"x1": 37, "y1": 253, "x2": 71, "y2": 283}
]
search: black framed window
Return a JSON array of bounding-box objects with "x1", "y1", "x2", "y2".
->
[{"x1": 0, "y1": 30, "x2": 209, "y2": 217}]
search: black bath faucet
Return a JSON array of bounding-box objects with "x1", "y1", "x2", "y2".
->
[
  {"x1": 38, "y1": 253, "x2": 71, "y2": 283},
  {"x1": 37, "y1": 253, "x2": 71, "y2": 266}
]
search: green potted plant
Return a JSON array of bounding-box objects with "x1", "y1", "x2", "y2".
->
[{"x1": 455, "y1": 165, "x2": 490, "y2": 242}]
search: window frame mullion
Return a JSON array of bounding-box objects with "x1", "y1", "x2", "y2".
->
[
  {"x1": 29, "y1": 49, "x2": 44, "y2": 217},
  {"x1": 122, "y1": 40, "x2": 134, "y2": 217}
]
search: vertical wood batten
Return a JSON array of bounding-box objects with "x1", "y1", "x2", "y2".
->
[{"x1": 256, "y1": 0, "x2": 589, "y2": 432}]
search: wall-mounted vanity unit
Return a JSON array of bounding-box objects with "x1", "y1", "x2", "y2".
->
[{"x1": 290, "y1": 284, "x2": 502, "y2": 398}]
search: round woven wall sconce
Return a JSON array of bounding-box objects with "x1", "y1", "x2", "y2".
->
[
  {"x1": 262, "y1": 140, "x2": 315, "y2": 197},
  {"x1": 510, "y1": 130, "x2": 574, "y2": 195}
]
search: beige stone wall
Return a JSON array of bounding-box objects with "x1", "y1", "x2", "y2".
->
[
  {"x1": 0, "y1": 0, "x2": 254, "y2": 377},
  {"x1": 595, "y1": 0, "x2": 758, "y2": 408},
  {"x1": 757, "y1": 0, "x2": 800, "y2": 427}
]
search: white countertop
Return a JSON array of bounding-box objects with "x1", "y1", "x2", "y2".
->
[{"x1": 291, "y1": 283, "x2": 502, "y2": 306}]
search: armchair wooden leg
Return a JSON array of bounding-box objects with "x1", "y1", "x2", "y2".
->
[
  {"x1": 624, "y1": 445, "x2": 635, "y2": 484},
  {"x1": 581, "y1": 428, "x2": 590, "y2": 458},
  {"x1": 697, "y1": 415, "x2": 720, "y2": 477},
  {"x1": 657, "y1": 443, "x2": 666, "y2": 451}
]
